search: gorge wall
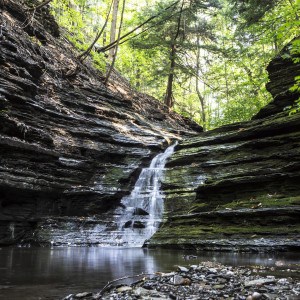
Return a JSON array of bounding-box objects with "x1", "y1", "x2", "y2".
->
[
  {"x1": 149, "y1": 40, "x2": 300, "y2": 252},
  {"x1": 1, "y1": 0, "x2": 300, "y2": 251},
  {"x1": 0, "y1": 1, "x2": 200, "y2": 246}
]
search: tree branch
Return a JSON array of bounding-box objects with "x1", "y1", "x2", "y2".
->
[
  {"x1": 77, "y1": 0, "x2": 114, "y2": 61},
  {"x1": 95, "y1": 273, "x2": 154, "y2": 298},
  {"x1": 103, "y1": 9, "x2": 177, "y2": 52},
  {"x1": 97, "y1": 0, "x2": 179, "y2": 53},
  {"x1": 27, "y1": 0, "x2": 53, "y2": 11},
  {"x1": 105, "y1": 0, "x2": 126, "y2": 84}
]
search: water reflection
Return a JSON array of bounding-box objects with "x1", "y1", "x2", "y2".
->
[{"x1": 0, "y1": 247, "x2": 299, "y2": 300}]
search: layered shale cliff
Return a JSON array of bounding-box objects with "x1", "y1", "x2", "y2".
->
[
  {"x1": 1, "y1": 0, "x2": 300, "y2": 251},
  {"x1": 0, "y1": 1, "x2": 200, "y2": 245},
  {"x1": 149, "y1": 40, "x2": 300, "y2": 252}
]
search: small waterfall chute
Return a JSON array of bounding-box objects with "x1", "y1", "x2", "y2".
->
[{"x1": 107, "y1": 142, "x2": 177, "y2": 247}]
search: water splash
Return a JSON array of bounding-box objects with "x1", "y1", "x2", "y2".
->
[
  {"x1": 9, "y1": 222, "x2": 15, "y2": 240},
  {"x1": 111, "y1": 142, "x2": 177, "y2": 247}
]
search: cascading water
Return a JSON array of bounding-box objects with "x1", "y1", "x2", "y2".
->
[{"x1": 109, "y1": 142, "x2": 177, "y2": 247}]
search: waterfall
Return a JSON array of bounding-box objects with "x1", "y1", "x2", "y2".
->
[
  {"x1": 110, "y1": 142, "x2": 177, "y2": 247},
  {"x1": 9, "y1": 222, "x2": 15, "y2": 240}
]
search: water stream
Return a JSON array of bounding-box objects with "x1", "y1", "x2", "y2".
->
[
  {"x1": 108, "y1": 142, "x2": 177, "y2": 247},
  {"x1": 0, "y1": 247, "x2": 298, "y2": 300}
]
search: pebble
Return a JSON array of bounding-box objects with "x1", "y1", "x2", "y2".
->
[
  {"x1": 64, "y1": 262, "x2": 300, "y2": 300},
  {"x1": 244, "y1": 278, "x2": 275, "y2": 287},
  {"x1": 74, "y1": 292, "x2": 92, "y2": 298},
  {"x1": 116, "y1": 286, "x2": 132, "y2": 292},
  {"x1": 277, "y1": 278, "x2": 289, "y2": 284},
  {"x1": 246, "y1": 292, "x2": 262, "y2": 300},
  {"x1": 177, "y1": 266, "x2": 189, "y2": 272},
  {"x1": 172, "y1": 275, "x2": 191, "y2": 285},
  {"x1": 134, "y1": 287, "x2": 152, "y2": 296}
]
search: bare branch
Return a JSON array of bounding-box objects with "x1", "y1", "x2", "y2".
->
[
  {"x1": 77, "y1": 0, "x2": 114, "y2": 61},
  {"x1": 97, "y1": 0, "x2": 179, "y2": 53},
  {"x1": 27, "y1": 0, "x2": 53, "y2": 12},
  {"x1": 95, "y1": 273, "x2": 154, "y2": 298},
  {"x1": 105, "y1": 0, "x2": 126, "y2": 84}
]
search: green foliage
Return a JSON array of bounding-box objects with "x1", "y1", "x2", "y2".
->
[
  {"x1": 49, "y1": 0, "x2": 300, "y2": 129},
  {"x1": 291, "y1": 40, "x2": 300, "y2": 63},
  {"x1": 287, "y1": 74, "x2": 300, "y2": 115},
  {"x1": 91, "y1": 51, "x2": 107, "y2": 73}
]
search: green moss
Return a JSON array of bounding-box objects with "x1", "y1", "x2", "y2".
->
[
  {"x1": 188, "y1": 203, "x2": 209, "y2": 213},
  {"x1": 218, "y1": 195, "x2": 300, "y2": 210},
  {"x1": 153, "y1": 223, "x2": 300, "y2": 241}
]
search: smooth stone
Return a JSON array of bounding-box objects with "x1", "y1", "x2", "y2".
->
[
  {"x1": 246, "y1": 292, "x2": 262, "y2": 300},
  {"x1": 161, "y1": 272, "x2": 176, "y2": 277},
  {"x1": 134, "y1": 287, "x2": 151, "y2": 296},
  {"x1": 214, "y1": 284, "x2": 225, "y2": 289},
  {"x1": 278, "y1": 278, "x2": 289, "y2": 284},
  {"x1": 117, "y1": 286, "x2": 132, "y2": 292},
  {"x1": 226, "y1": 271, "x2": 234, "y2": 276},
  {"x1": 74, "y1": 292, "x2": 92, "y2": 298},
  {"x1": 124, "y1": 220, "x2": 132, "y2": 228},
  {"x1": 133, "y1": 208, "x2": 149, "y2": 216},
  {"x1": 172, "y1": 274, "x2": 191, "y2": 285},
  {"x1": 177, "y1": 266, "x2": 189, "y2": 272},
  {"x1": 132, "y1": 221, "x2": 146, "y2": 229},
  {"x1": 244, "y1": 279, "x2": 275, "y2": 287}
]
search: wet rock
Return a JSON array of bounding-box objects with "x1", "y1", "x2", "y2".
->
[
  {"x1": 142, "y1": 281, "x2": 156, "y2": 290},
  {"x1": 132, "y1": 221, "x2": 146, "y2": 229},
  {"x1": 213, "y1": 284, "x2": 225, "y2": 289},
  {"x1": 93, "y1": 262, "x2": 300, "y2": 300},
  {"x1": 123, "y1": 220, "x2": 132, "y2": 228},
  {"x1": 134, "y1": 287, "x2": 151, "y2": 296},
  {"x1": 177, "y1": 266, "x2": 189, "y2": 272},
  {"x1": 133, "y1": 208, "x2": 149, "y2": 216},
  {"x1": 244, "y1": 279, "x2": 276, "y2": 287},
  {"x1": 208, "y1": 268, "x2": 218, "y2": 274},
  {"x1": 246, "y1": 292, "x2": 262, "y2": 300},
  {"x1": 172, "y1": 275, "x2": 191, "y2": 286},
  {"x1": 226, "y1": 271, "x2": 235, "y2": 277},
  {"x1": 74, "y1": 292, "x2": 92, "y2": 298},
  {"x1": 116, "y1": 286, "x2": 132, "y2": 293},
  {"x1": 277, "y1": 278, "x2": 289, "y2": 285}
]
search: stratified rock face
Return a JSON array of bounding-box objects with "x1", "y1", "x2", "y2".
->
[
  {"x1": 149, "y1": 112, "x2": 300, "y2": 251},
  {"x1": 149, "y1": 42, "x2": 300, "y2": 252},
  {"x1": 254, "y1": 37, "x2": 300, "y2": 119},
  {"x1": 0, "y1": 1, "x2": 200, "y2": 246}
]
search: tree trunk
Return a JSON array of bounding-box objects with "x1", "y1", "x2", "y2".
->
[
  {"x1": 136, "y1": 68, "x2": 141, "y2": 90},
  {"x1": 77, "y1": 0, "x2": 113, "y2": 61},
  {"x1": 97, "y1": 1, "x2": 179, "y2": 53},
  {"x1": 109, "y1": 0, "x2": 120, "y2": 60},
  {"x1": 164, "y1": 0, "x2": 184, "y2": 109},
  {"x1": 164, "y1": 43, "x2": 176, "y2": 108},
  {"x1": 105, "y1": 0, "x2": 126, "y2": 84},
  {"x1": 195, "y1": 33, "x2": 206, "y2": 131},
  {"x1": 27, "y1": 0, "x2": 53, "y2": 11}
]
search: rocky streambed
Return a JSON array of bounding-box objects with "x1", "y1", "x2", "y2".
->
[{"x1": 63, "y1": 261, "x2": 300, "y2": 300}]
